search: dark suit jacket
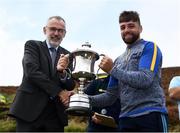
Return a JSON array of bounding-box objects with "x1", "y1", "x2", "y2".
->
[{"x1": 9, "y1": 40, "x2": 75, "y2": 126}]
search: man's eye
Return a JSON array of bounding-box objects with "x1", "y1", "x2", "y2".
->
[
  {"x1": 47, "y1": 27, "x2": 66, "y2": 33},
  {"x1": 121, "y1": 26, "x2": 125, "y2": 30},
  {"x1": 128, "y1": 25, "x2": 135, "y2": 29}
]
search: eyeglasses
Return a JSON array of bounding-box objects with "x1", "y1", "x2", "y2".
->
[{"x1": 46, "y1": 26, "x2": 66, "y2": 33}]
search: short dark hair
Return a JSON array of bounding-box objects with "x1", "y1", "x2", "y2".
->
[{"x1": 119, "y1": 11, "x2": 141, "y2": 25}]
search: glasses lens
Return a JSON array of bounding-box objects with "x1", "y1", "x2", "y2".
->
[{"x1": 47, "y1": 27, "x2": 66, "y2": 33}]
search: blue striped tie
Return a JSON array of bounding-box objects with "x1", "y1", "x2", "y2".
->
[{"x1": 49, "y1": 47, "x2": 57, "y2": 70}]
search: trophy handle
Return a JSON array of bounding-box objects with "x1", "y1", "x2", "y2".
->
[
  {"x1": 82, "y1": 43, "x2": 91, "y2": 48},
  {"x1": 69, "y1": 53, "x2": 76, "y2": 71},
  {"x1": 96, "y1": 54, "x2": 105, "y2": 76}
]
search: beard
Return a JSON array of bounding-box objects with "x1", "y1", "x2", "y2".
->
[
  {"x1": 122, "y1": 32, "x2": 139, "y2": 45},
  {"x1": 48, "y1": 36, "x2": 62, "y2": 47}
]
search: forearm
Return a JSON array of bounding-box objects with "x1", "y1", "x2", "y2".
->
[
  {"x1": 89, "y1": 89, "x2": 118, "y2": 107},
  {"x1": 110, "y1": 66, "x2": 154, "y2": 89},
  {"x1": 169, "y1": 87, "x2": 180, "y2": 100}
]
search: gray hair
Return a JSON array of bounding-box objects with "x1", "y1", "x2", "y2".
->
[{"x1": 47, "y1": 16, "x2": 66, "y2": 24}]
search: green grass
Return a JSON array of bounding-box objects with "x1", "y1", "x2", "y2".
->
[
  {"x1": 65, "y1": 119, "x2": 87, "y2": 132},
  {"x1": 0, "y1": 118, "x2": 16, "y2": 132},
  {"x1": 0, "y1": 93, "x2": 16, "y2": 132},
  {"x1": 0, "y1": 117, "x2": 87, "y2": 132}
]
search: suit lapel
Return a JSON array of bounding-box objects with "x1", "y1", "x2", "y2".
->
[{"x1": 41, "y1": 41, "x2": 54, "y2": 76}]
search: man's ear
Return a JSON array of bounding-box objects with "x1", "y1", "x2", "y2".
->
[
  {"x1": 63, "y1": 31, "x2": 66, "y2": 38},
  {"x1": 140, "y1": 25, "x2": 143, "y2": 33},
  {"x1": 43, "y1": 27, "x2": 46, "y2": 35}
]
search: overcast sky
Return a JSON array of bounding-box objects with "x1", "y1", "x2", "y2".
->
[{"x1": 0, "y1": 0, "x2": 179, "y2": 86}]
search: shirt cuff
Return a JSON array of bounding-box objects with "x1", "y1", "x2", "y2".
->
[{"x1": 59, "y1": 68, "x2": 72, "y2": 82}]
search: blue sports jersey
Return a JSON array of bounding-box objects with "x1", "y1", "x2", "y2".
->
[
  {"x1": 90, "y1": 39, "x2": 167, "y2": 118},
  {"x1": 139, "y1": 41, "x2": 162, "y2": 74}
]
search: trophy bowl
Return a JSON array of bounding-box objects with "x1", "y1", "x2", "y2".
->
[
  {"x1": 71, "y1": 44, "x2": 99, "y2": 80},
  {"x1": 65, "y1": 42, "x2": 100, "y2": 116}
]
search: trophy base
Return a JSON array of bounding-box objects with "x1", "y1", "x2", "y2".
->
[{"x1": 65, "y1": 106, "x2": 93, "y2": 116}]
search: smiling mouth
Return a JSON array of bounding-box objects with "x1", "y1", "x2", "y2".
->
[
  {"x1": 125, "y1": 34, "x2": 132, "y2": 39},
  {"x1": 52, "y1": 37, "x2": 61, "y2": 41}
]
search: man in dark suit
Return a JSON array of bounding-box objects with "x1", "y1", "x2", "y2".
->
[{"x1": 9, "y1": 16, "x2": 75, "y2": 132}]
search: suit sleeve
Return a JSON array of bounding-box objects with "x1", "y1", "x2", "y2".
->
[{"x1": 84, "y1": 80, "x2": 98, "y2": 95}]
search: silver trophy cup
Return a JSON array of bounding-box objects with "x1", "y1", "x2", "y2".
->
[{"x1": 65, "y1": 42, "x2": 100, "y2": 116}]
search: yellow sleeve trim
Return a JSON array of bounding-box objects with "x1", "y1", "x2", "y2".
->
[{"x1": 150, "y1": 43, "x2": 157, "y2": 71}]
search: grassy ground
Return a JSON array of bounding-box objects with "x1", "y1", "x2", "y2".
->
[
  {"x1": 0, "y1": 119, "x2": 16, "y2": 131},
  {"x1": 0, "y1": 117, "x2": 87, "y2": 132}
]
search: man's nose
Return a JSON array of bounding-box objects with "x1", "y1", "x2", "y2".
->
[
  {"x1": 54, "y1": 30, "x2": 60, "y2": 35},
  {"x1": 124, "y1": 26, "x2": 130, "y2": 32}
]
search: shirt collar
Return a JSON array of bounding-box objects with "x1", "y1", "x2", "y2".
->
[
  {"x1": 46, "y1": 40, "x2": 59, "y2": 51},
  {"x1": 127, "y1": 39, "x2": 144, "y2": 49}
]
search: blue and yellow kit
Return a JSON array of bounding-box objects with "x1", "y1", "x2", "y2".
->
[{"x1": 91, "y1": 39, "x2": 167, "y2": 118}]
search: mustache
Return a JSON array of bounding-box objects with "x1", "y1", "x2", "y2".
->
[
  {"x1": 123, "y1": 32, "x2": 133, "y2": 36},
  {"x1": 51, "y1": 36, "x2": 61, "y2": 40}
]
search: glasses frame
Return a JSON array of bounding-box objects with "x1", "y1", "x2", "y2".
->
[{"x1": 46, "y1": 26, "x2": 66, "y2": 33}]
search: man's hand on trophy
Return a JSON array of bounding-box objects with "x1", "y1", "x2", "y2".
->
[
  {"x1": 92, "y1": 113, "x2": 102, "y2": 124},
  {"x1": 98, "y1": 55, "x2": 113, "y2": 73},
  {"x1": 57, "y1": 54, "x2": 69, "y2": 73},
  {"x1": 58, "y1": 90, "x2": 74, "y2": 107}
]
